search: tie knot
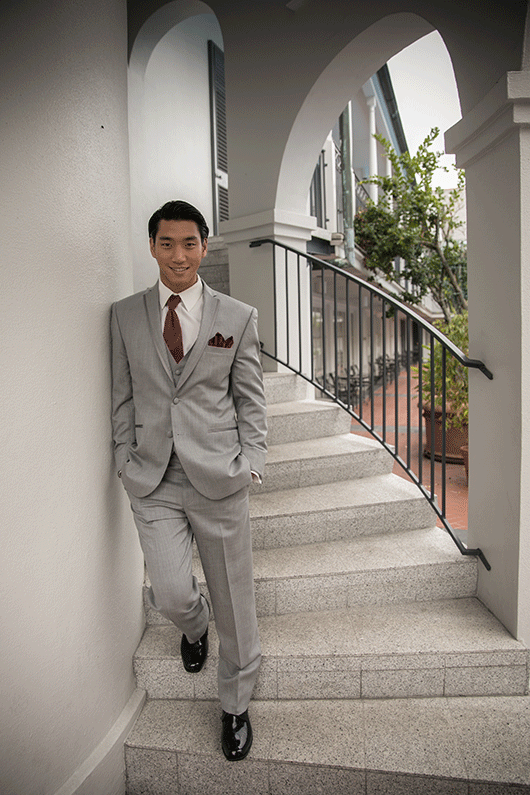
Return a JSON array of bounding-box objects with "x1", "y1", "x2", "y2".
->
[{"x1": 167, "y1": 294, "x2": 181, "y2": 310}]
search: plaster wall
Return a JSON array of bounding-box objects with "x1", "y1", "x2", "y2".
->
[
  {"x1": 520, "y1": 124, "x2": 530, "y2": 646},
  {"x1": 129, "y1": 12, "x2": 223, "y2": 291},
  {"x1": 447, "y1": 68, "x2": 530, "y2": 643},
  {"x1": 0, "y1": 1, "x2": 144, "y2": 793},
  {"x1": 465, "y1": 133, "x2": 523, "y2": 636}
]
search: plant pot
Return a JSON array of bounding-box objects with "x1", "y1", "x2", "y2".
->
[{"x1": 422, "y1": 404, "x2": 468, "y2": 464}]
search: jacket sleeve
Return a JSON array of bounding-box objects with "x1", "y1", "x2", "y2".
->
[
  {"x1": 110, "y1": 302, "x2": 135, "y2": 473},
  {"x1": 230, "y1": 307, "x2": 268, "y2": 476}
]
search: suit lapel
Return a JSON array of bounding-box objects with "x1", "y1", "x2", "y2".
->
[
  {"x1": 177, "y1": 283, "x2": 220, "y2": 391},
  {"x1": 144, "y1": 282, "x2": 174, "y2": 382}
]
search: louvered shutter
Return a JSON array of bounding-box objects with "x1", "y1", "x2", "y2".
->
[{"x1": 208, "y1": 40, "x2": 229, "y2": 234}]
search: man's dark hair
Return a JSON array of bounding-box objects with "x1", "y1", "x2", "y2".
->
[{"x1": 148, "y1": 200, "x2": 209, "y2": 243}]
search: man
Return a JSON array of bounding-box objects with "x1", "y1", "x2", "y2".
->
[{"x1": 110, "y1": 200, "x2": 267, "y2": 761}]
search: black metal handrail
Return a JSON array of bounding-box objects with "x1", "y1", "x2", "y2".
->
[{"x1": 250, "y1": 237, "x2": 493, "y2": 570}]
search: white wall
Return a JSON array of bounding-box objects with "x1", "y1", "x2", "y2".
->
[
  {"x1": 447, "y1": 70, "x2": 530, "y2": 643},
  {"x1": 0, "y1": 1, "x2": 145, "y2": 793},
  {"x1": 129, "y1": 13, "x2": 223, "y2": 291}
]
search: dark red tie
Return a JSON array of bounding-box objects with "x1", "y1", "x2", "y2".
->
[{"x1": 163, "y1": 295, "x2": 184, "y2": 363}]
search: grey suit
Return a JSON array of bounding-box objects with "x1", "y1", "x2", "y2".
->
[{"x1": 110, "y1": 280, "x2": 267, "y2": 713}]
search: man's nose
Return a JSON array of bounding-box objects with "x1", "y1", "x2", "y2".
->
[{"x1": 172, "y1": 247, "x2": 186, "y2": 262}]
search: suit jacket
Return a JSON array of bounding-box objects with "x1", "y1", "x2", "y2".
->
[{"x1": 110, "y1": 281, "x2": 267, "y2": 500}]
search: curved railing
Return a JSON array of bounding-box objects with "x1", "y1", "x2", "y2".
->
[{"x1": 250, "y1": 238, "x2": 493, "y2": 570}]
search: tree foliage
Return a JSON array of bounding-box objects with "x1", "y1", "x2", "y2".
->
[{"x1": 354, "y1": 128, "x2": 467, "y2": 322}]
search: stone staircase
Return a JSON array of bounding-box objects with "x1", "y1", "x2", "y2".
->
[{"x1": 125, "y1": 373, "x2": 530, "y2": 794}]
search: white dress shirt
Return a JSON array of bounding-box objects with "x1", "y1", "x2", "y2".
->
[{"x1": 159, "y1": 276, "x2": 203, "y2": 356}]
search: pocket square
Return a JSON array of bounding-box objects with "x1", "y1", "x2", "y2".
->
[{"x1": 208, "y1": 332, "x2": 234, "y2": 349}]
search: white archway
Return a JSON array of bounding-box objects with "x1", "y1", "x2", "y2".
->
[
  {"x1": 222, "y1": 2, "x2": 530, "y2": 643},
  {"x1": 128, "y1": 0, "x2": 223, "y2": 290},
  {"x1": 275, "y1": 12, "x2": 434, "y2": 214},
  {"x1": 129, "y1": 0, "x2": 213, "y2": 74}
]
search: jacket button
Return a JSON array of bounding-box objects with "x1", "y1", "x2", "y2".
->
[
  {"x1": 173, "y1": 397, "x2": 179, "y2": 404},
  {"x1": 167, "y1": 431, "x2": 173, "y2": 438}
]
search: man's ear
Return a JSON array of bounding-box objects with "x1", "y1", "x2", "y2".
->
[
  {"x1": 149, "y1": 236, "x2": 156, "y2": 258},
  {"x1": 201, "y1": 238, "x2": 209, "y2": 259}
]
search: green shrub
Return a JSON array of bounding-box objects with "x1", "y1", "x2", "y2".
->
[{"x1": 419, "y1": 311, "x2": 469, "y2": 430}]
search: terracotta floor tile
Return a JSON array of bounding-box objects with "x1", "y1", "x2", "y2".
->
[{"x1": 350, "y1": 372, "x2": 468, "y2": 533}]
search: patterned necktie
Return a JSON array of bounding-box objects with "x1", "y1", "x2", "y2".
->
[{"x1": 163, "y1": 294, "x2": 184, "y2": 363}]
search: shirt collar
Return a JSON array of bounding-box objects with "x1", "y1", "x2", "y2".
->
[{"x1": 158, "y1": 275, "x2": 203, "y2": 313}]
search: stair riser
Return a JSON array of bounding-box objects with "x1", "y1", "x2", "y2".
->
[
  {"x1": 266, "y1": 408, "x2": 351, "y2": 445},
  {"x1": 251, "y1": 449, "x2": 392, "y2": 494},
  {"x1": 264, "y1": 374, "x2": 311, "y2": 404},
  {"x1": 133, "y1": 655, "x2": 529, "y2": 702},
  {"x1": 250, "y1": 498, "x2": 436, "y2": 550}
]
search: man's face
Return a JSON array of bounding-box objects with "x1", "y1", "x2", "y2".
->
[{"x1": 150, "y1": 219, "x2": 208, "y2": 294}]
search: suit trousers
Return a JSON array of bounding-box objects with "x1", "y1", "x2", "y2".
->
[{"x1": 127, "y1": 451, "x2": 261, "y2": 715}]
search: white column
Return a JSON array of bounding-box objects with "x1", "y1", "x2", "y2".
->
[
  {"x1": 446, "y1": 70, "x2": 530, "y2": 643},
  {"x1": 221, "y1": 211, "x2": 316, "y2": 379},
  {"x1": 340, "y1": 102, "x2": 356, "y2": 263},
  {"x1": 0, "y1": 2, "x2": 145, "y2": 793},
  {"x1": 385, "y1": 148, "x2": 393, "y2": 211},
  {"x1": 367, "y1": 95, "x2": 378, "y2": 202}
]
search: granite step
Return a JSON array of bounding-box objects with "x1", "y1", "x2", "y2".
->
[
  {"x1": 263, "y1": 371, "x2": 312, "y2": 405},
  {"x1": 125, "y1": 693, "x2": 530, "y2": 794},
  {"x1": 251, "y1": 433, "x2": 392, "y2": 494},
  {"x1": 135, "y1": 596, "x2": 529, "y2": 704},
  {"x1": 134, "y1": 598, "x2": 529, "y2": 702},
  {"x1": 125, "y1": 369, "x2": 530, "y2": 792},
  {"x1": 265, "y1": 399, "x2": 352, "y2": 445},
  {"x1": 250, "y1": 526, "x2": 477, "y2": 615},
  {"x1": 249, "y1": 473, "x2": 437, "y2": 549},
  {"x1": 144, "y1": 527, "x2": 477, "y2": 625}
]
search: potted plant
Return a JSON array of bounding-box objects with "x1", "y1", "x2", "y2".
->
[{"x1": 419, "y1": 311, "x2": 469, "y2": 465}]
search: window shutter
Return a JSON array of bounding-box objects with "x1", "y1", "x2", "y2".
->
[{"x1": 208, "y1": 40, "x2": 229, "y2": 234}]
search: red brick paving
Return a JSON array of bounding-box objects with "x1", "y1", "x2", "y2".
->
[{"x1": 350, "y1": 371, "x2": 468, "y2": 532}]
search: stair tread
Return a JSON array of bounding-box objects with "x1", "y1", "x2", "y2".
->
[
  {"x1": 251, "y1": 527, "x2": 470, "y2": 580},
  {"x1": 152, "y1": 526, "x2": 467, "y2": 582},
  {"x1": 264, "y1": 432, "x2": 385, "y2": 463},
  {"x1": 136, "y1": 598, "x2": 526, "y2": 662},
  {"x1": 263, "y1": 372, "x2": 311, "y2": 404},
  {"x1": 266, "y1": 398, "x2": 340, "y2": 417},
  {"x1": 126, "y1": 696, "x2": 530, "y2": 793},
  {"x1": 189, "y1": 527, "x2": 470, "y2": 582},
  {"x1": 125, "y1": 694, "x2": 530, "y2": 788},
  {"x1": 253, "y1": 433, "x2": 393, "y2": 493},
  {"x1": 250, "y1": 473, "x2": 430, "y2": 517}
]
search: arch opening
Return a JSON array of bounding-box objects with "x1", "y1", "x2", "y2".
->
[
  {"x1": 128, "y1": 0, "x2": 224, "y2": 290},
  {"x1": 275, "y1": 12, "x2": 437, "y2": 214}
]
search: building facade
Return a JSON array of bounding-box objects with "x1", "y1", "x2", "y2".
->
[{"x1": 1, "y1": 1, "x2": 529, "y2": 793}]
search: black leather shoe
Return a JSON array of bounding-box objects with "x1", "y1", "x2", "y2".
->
[
  {"x1": 221, "y1": 709, "x2": 253, "y2": 761},
  {"x1": 180, "y1": 625, "x2": 208, "y2": 673}
]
